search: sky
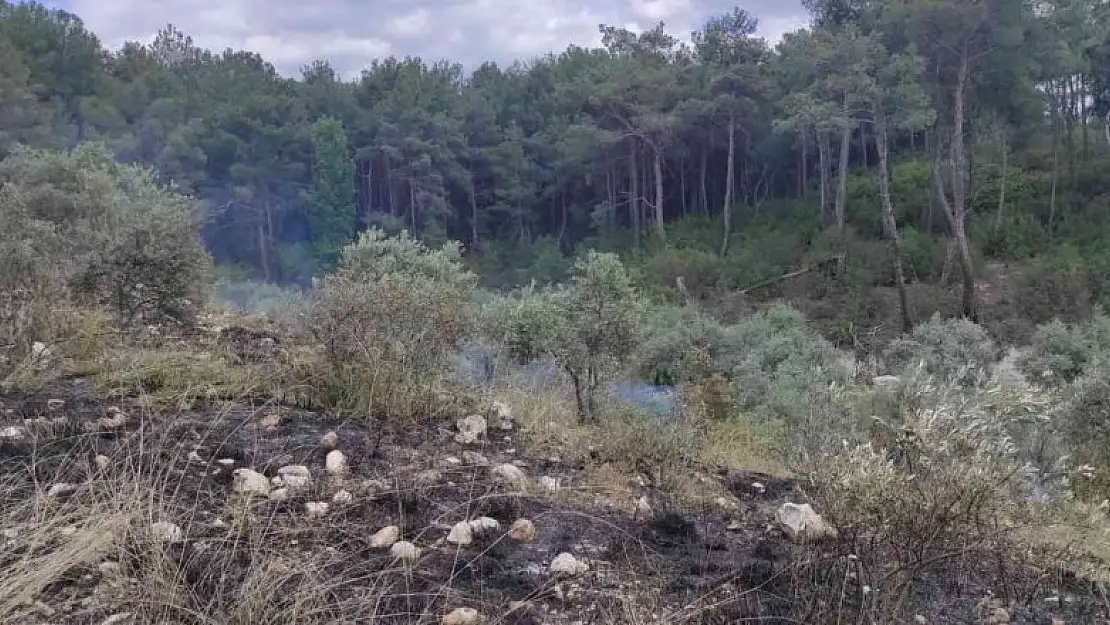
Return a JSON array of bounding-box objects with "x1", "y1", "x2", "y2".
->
[{"x1": 40, "y1": 0, "x2": 809, "y2": 79}]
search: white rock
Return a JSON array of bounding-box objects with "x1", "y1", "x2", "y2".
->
[
  {"x1": 509, "y1": 519, "x2": 536, "y2": 542},
  {"x1": 98, "y1": 561, "x2": 122, "y2": 577},
  {"x1": 94, "y1": 454, "x2": 110, "y2": 470},
  {"x1": 269, "y1": 488, "x2": 289, "y2": 501},
  {"x1": 0, "y1": 426, "x2": 25, "y2": 441},
  {"x1": 461, "y1": 451, "x2": 489, "y2": 466},
  {"x1": 872, "y1": 375, "x2": 901, "y2": 394},
  {"x1": 775, "y1": 502, "x2": 836, "y2": 542},
  {"x1": 550, "y1": 552, "x2": 589, "y2": 576},
  {"x1": 99, "y1": 613, "x2": 134, "y2": 625},
  {"x1": 442, "y1": 607, "x2": 480, "y2": 625},
  {"x1": 305, "y1": 502, "x2": 329, "y2": 518},
  {"x1": 187, "y1": 450, "x2": 204, "y2": 464},
  {"x1": 370, "y1": 525, "x2": 401, "y2": 549},
  {"x1": 538, "y1": 476, "x2": 560, "y2": 495},
  {"x1": 259, "y1": 413, "x2": 281, "y2": 428},
  {"x1": 150, "y1": 522, "x2": 183, "y2": 543},
  {"x1": 325, "y1": 450, "x2": 349, "y2": 476},
  {"x1": 455, "y1": 415, "x2": 487, "y2": 444},
  {"x1": 751, "y1": 481, "x2": 766, "y2": 494},
  {"x1": 491, "y1": 464, "x2": 528, "y2": 490},
  {"x1": 489, "y1": 400, "x2": 512, "y2": 422},
  {"x1": 216, "y1": 458, "x2": 236, "y2": 467},
  {"x1": 390, "y1": 540, "x2": 420, "y2": 563},
  {"x1": 47, "y1": 398, "x2": 65, "y2": 410},
  {"x1": 634, "y1": 495, "x2": 653, "y2": 518},
  {"x1": 468, "y1": 516, "x2": 501, "y2": 538},
  {"x1": 332, "y1": 489, "x2": 353, "y2": 504},
  {"x1": 278, "y1": 465, "x2": 312, "y2": 490},
  {"x1": 47, "y1": 483, "x2": 77, "y2": 498},
  {"x1": 446, "y1": 521, "x2": 474, "y2": 546},
  {"x1": 320, "y1": 430, "x2": 339, "y2": 449},
  {"x1": 232, "y1": 469, "x2": 271, "y2": 497}
]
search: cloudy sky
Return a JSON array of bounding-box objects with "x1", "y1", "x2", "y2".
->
[{"x1": 43, "y1": 0, "x2": 809, "y2": 79}]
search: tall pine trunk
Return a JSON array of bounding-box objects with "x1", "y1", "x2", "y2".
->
[
  {"x1": 653, "y1": 148, "x2": 666, "y2": 245},
  {"x1": 876, "y1": 114, "x2": 912, "y2": 333},
  {"x1": 936, "y1": 45, "x2": 977, "y2": 321},
  {"x1": 835, "y1": 124, "x2": 851, "y2": 233},
  {"x1": 818, "y1": 131, "x2": 830, "y2": 222},
  {"x1": 720, "y1": 116, "x2": 736, "y2": 257}
]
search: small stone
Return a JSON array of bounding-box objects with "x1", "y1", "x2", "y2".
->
[
  {"x1": 325, "y1": 450, "x2": 349, "y2": 476},
  {"x1": 468, "y1": 516, "x2": 500, "y2": 537},
  {"x1": 727, "y1": 520, "x2": 744, "y2": 531},
  {"x1": 216, "y1": 458, "x2": 236, "y2": 467},
  {"x1": 94, "y1": 454, "x2": 110, "y2": 470},
  {"x1": 634, "y1": 495, "x2": 653, "y2": 519},
  {"x1": 0, "y1": 425, "x2": 25, "y2": 441},
  {"x1": 461, "y1": 451, "x2": 489, "y2": 466},
  {"x1": 212, "y1": 518, "x2": 228, "y2": 529},
  {"x1": 332, "y1": 489, "x2": 353, "y2": 504},
  {"x1": 46, "y1": 399, "x2": 65, "y2": 411},
  {"x1": 987, "y1": 607, "x2": 1010, "y2": 625},
  {"x1": 914, "y1": 616, "x2": 927, "y2": 625},
  {"x1": 269, "y1": 488, "x2": 289, "y2": 501},
  {"x1": 232, "y1": 469, "x2": 271, "y2": 497},
  {"x1": 775, "y1": 502, "x2": 836, "y2": 542},
  {"x1": 34, "y1": 600, "x2": 56, "y2": 616},
  {"x1": 447, "y1": 521, "x2": 474, "y2": 546},
  {"x1": 751, "y1": 482, "x2": 766, "y2": 494},
  {"x1": 489, "y1": 400, "x2": 512, "y2": 422},
  {"x1": 305, "y1": 502, "x2": 329, "y2": 518},
  {"x1": 98, "y1": 561, "x2": 122, "y2": 577},
  {"x1": 150, "y1": 522, "x2": 183, "y2": 543},
  {"x1": 187, "y1": 450, "x2": 204, "y2": 464},
  {"x1": 455, "y1": 415, "x2": 487, "y2": 445},
  {"x1": 277, "y1": 465, "x2": 312, "y2": 490},
  {"x1": 491, "y1": 463, "x2": 528, "y2": 490},
  {"x1": 442, "y1": 607, "x2": 480, "y2": 625},
  {"x1": 260, "y1": 413, "x2": 281, "y2": 428},
  {"x1": 390, "y1": 540, "x2": 420, "y2": 563},
  {"x1": 47, "y1": 483, "x2": 78, "y2": 498},
  {"x1": 370, "y1": 525, "x2": 401, "y2": 549},
  {"x1": 1051, "y1": 619, "x2": 1065, "y2": 625},
  {"x1": 509, "y1": 519, "x2": 536, "y2": 542},
  {"x1": 320, "y1": 430, "x2": 339, "y2": 449},
  {"x1": 414, "y1": 469, "x2": 443, "y2": 486},
  {"x1": 714, "y1": 496, "x2": 739, "y2": 511},
  {"x1": 550, "y1": 552, "x2": 589, "y2": 576},
  {"x1": 99, "y1": 613, "x2": 134, "y2": 625},
  {"x1": 442, "y1": 456, "x2": 463, "y2": 467},
  {"x1": 539, "y1": 476, "x2": 560, "y2": 495}
]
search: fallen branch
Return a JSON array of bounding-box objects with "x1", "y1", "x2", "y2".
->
[{"x1": 738, "y1": 255, "x2": 844, "y2": 295}]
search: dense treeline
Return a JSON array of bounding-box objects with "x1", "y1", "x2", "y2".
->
[{"x1": 2, "y1": 0, "x2": 1110, "y2": 326}]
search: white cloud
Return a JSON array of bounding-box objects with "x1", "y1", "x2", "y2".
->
[{"x1": 63, "y1": 0, "x2": 807, "y2": 77}]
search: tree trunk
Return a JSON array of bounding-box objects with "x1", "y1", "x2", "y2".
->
[
  {"x1": 653, "y1": 148, "x2": 666, "y2": 245},
  {"x1": 469, "y1": 177, "x2": 479, "y2": 248},
  {"x1": 877, "y1": 114, "x2": 912, "y2": 333},
  {"x1": 993, "y1": 124, "x2": 1007, "y2": 232},
  {"x1": 818, "y1": 130, "x2": 830, "y2": 221},
  {"x1": 629, "y1": 141, "x2": 640, "y2": 247},
  {"x1": 721, "y1": 116, "x2": 736, "y2": 257},
  {"x1": 700, "y1": 145, "x2": 709, "y2": 214},
  {"x1": 937, "y1": 44, "x2": 977, "y2": 321},
  {"x1": 680, "y1": 159, "x2": 688, "y2": 215},
  {"x1": 801, "y1": 132, "x2": 809, "y2": 198},
  {"x1": 835, "y1": 124, "x2": 851, "y2": 233}
]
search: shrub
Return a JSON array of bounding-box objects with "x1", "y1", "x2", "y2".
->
[
  {"x1": 482, "y1": 251, "x2": 643, "y2": 422},
  {"x1": 306, "y1": 229, "x2": 476, "y2": 419},
  {"x1": 1019, "y1": 316, "x2": 1110, "y2": 386},
  {"x1": 1005, "y1": 245, "x2": 1093, "y2": 325},
  {"x1": 883, "y1": 314, "x2": 999, "y2": 384},
  {"x1": 0, "y1": 143, "x2": 211, "y2": 326},
  {"x1": 798, "y1": 378, "x2": 1048, "y2": 623}
]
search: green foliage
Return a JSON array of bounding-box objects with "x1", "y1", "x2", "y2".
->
[
  {"x1": 0, "y1": 143, "x2": 211, "y2": 325},
  {"x1": 1006, "y1": 245, "x2": 1094, "y2": 325},
  {"x1": 304, "y1": 116, "x2": 356, "y2": 260},
  {"x1": 306, "y1": 228, "x2": 476, "y2": 418},
  {"x1": 1019, "y1": 316, "x2": 1110, "y2": 386},
  {"x1": 883, "y1": 314, "x2": 999, "y2": 384},
  {"x1": 482, "y1": 252, "x2": 643, "y2": 421}
]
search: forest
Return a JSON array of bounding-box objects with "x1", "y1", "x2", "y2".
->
[{"x1": 2, "y1": 0, "x2": 1110, "y2": 343}]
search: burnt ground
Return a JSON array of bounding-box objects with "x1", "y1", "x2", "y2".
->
[
  {"x1": 2, "y1": 375, "x2": 1107, "y2": 625},
  {"x1": 0, "y1": 377, "x2": 804, "y2": 625}
]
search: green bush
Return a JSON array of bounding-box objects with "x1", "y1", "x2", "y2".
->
[
  {"x1": 1019, "y1": 316, "x2": 1110, "y2": 387},
  {"x1": 307, "y1": 229, "x2": 477, "y2": 419},
  {"x1": 0, "y1": 143, "x2": 211, "y2": 326},
  {"x1": 481, "y1": 251, "x2": 643, "y2": 422},
  {"x1": 883, "y1": 314, "x2": 999, "y2": 384},
  {"x1": 1005, "y1": 245, "x2": 1093, "y2": 325}
]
